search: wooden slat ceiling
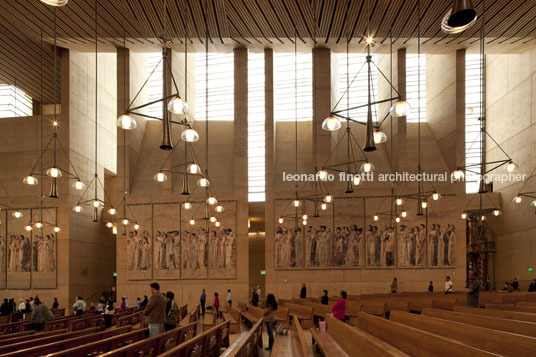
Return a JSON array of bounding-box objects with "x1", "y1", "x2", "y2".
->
[{"x1": 1, "y1": 0, "x2": 536, "y2": 103}]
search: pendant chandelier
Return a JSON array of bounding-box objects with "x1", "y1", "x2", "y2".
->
[
  {"x1": 452, "y1": 0, "x2": 517, "y2": 192},
  {"x1": 321, "y1": 0, "x2": 410, "y2": 153},
  {"x1": 278, "y1": 16, "x2": 332, "y2": 225},
  {"x1": 457, "y1": 0, "x2": 511, "y2": 227},
  {"x1": 117, "y1": 0, "x2": 198, "y2": 151},
  {"x1": 441, "y1": 0, "x2": 478, "y2": 34},
  {"x1": 23, "y1": 8, "x2": 84, "y2": 198},
  {"x1": 153, "y1": 0, "x2": 208, "y2": 192},
  {"x1": 73, "y1": 0, "x2": 114, "y2": 222},
  {"x1": 316, "y1": 0, "x2": 374, "y2": 196},
  {"x1": 183, "y1": 0, "x2": 223, "y2": 232},
  {"x1": 512, "y1": 166, "x2": 536, "y2": 208},
  {"x1": 393, "y1": 0, "x2": 440, "y2": 220},
  {"x1": 107, "y1": 105, "x2": 139, "y2": 233}
]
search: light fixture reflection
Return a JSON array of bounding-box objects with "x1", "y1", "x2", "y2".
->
[
  {"x1": 184, "y1": 202, "x2": 192, "y2": 210},
  {"x1": 73, "y1": 180, "x2": 84, "y2": 190},
  {"x1": 12, "y1": 211, "x2": 23, "y2": 218},
  {"x1": 197, "y1": 178, "x2": 209, "y2": 187},
  {"x1": 513, "y1": 196, "x2": 522, "y2": 204},
  {"x1": 461, "y1": 212, "x2": 467, "y2": 220},
  {"x1": 360, "y1": 161, "x2": 374, "y2": 173},
  {"x1": 187, "y1": 163, "x2": 201, "y2": 175}
]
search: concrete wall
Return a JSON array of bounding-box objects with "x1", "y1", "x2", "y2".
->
[
  {"x1": 0, "y1": 49, "x2": 117, "y2": 309},
  {"x1": 486, "y1": 48, "x2": 536, "y2": 290}
]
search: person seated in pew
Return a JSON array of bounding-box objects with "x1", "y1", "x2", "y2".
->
[
  {"x1": 511, "y1": 277, "x2": 519, "y2": 291},
  {"x1": 321, "y1": 290, "x2": 329, "y2": 305},
  {"x1": 529, "y1": 279, "x2": 536, "y2": 292},
  {"x1": 391, "y1": 278, "x2": 398, "y2": 293},
  {"x1": 25, "y1": 299, "x2": 31, "y2": 312},
  {"x1": 332, "y1": 290, "x2": 347, "y2": 322},
  {"x1": 428, "y1": 281, "x2": 434, "y2": 292},
  {"x1": 502, "y1": 282, "x2": 513, "y2": 292},
  {"x1": 52, "y1": 297, "x2": 59, "y2": 310},
  {"x1": 104, "y1": 298, "x2": 115, "y2": 328},
  {"x1": 121, "y1": 297, "x2": 127, "y2": 310},
  {"x1": 263, "y1": 293, "x2": 278, "y2": 351},
  {"x1": 213, "y1": 292, "x2": 220, "y2": 317},
  {"x1": 252, "y1": 288, "x2": 259, "y2": 306},
  {"x1": 165, "y1": 291, "x2": 179, "y2": 331},
  {"x1": 137, "y1": 297, "x2": 141, "y2": 309}
]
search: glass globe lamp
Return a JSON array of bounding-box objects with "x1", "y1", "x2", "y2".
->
[{"x1": 117, "y1": 114, "x2": 137, "y2": 130}]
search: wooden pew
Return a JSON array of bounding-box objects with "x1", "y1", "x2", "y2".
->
[
  {"x1": 423, "y1": 308, "x2": 536, "y2": 337},
  {"x1": 274, "y1": 306, "x2": 290, "y2": 329},
  {"x1": 486, "y1": 303, "x2": 536, "y2": 314},
  {"x1": 0, "y1": 327, "x2": 100, "y2": 354},
  {"x1": 99, "y1": 321, "x2": 199, "y2": 357},
  {"x1": 285, "y1": 303, "x2": 314, "y2": 328},
  {"x1": 311, "y1": 315, "x2": 405, "y2": 357},
  {"x1": 0, "y1": 326, "x2": 132, "y2": 357},
  {"x1": 202, "y1": 311, "x2": 217, "y2": 327},
  {"x1": 0, "y1": 328, "x2": 65, "y2": 344},
  {"x1": 52, "y1": 308, "x2": 66, "y2": 317},
  {"x1": 236, "y1": 301, "x2": 248, "y2": 312},
  {"x1": 356, "y1": 312, "x2": 496, "y2": 356},
  {"x1": 384, "y1": 299, "x2": 410, "y2": 314},
  {"x1": 361, "y1": 301, "x2": 386, "y2": 317},
  {"x1": 431, "y1": 297, "x2": 457, "y2": 311},
  {"x1": 222, "y1": 306, "x2": 242, "y2": 333},
  {"x1": 272, "y1": 316, "x2": 308, "y2": 357},
  {"x1": 39, "y1": 328, "x2": 149, "y2": 357},
  {"x1": 408, "y1": 298, "x2": 433, "y2": 313},
  {"x1": 390, "y1": 310, "x2": 536, "y2": 356},
  {"x1": 517, "y1": 302, "x2": 536, "y2": 308},
  {"x1": 301, "y1": 302, "x2": 332, "y2": 321},
  {"x1": 454, "y1": 305, "x2": 536, "y2": 323},
  {"x1": 241, "y1": 305, "x2": 263, "y2": 327},
  {"x1": 221, "y1": 318, "x2": 263, "y2": 357},
  {"x1": 158, "y1": 320, "x2": 231, "y2": 357}
]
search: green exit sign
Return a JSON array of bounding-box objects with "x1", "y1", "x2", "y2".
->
[
  {"x1": 113, "y1": 272, "x2": 118, "y2": 277},
  {"x1": 529, "y1": 267, "x2": 533, "y2": 272},
  {"x1": 260, "y1": 270, "x2": 266, "y2": 275}
]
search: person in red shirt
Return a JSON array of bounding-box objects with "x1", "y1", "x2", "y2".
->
[
  {"x1": 213, "y1": 292, "x2": 220, "y2": 317},
  {"x1": 332, "y1": 290, "x2": 347, "y2": 321},
  {"x1": 120, "y1": 297, "x2": 126, "y2": 311}
]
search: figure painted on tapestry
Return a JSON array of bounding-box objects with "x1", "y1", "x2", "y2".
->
[{"x1": 8, "y1": 235, "x2": 31, "y2": 272}]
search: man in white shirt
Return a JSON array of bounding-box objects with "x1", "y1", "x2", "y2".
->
[{"x1": 445, "y1": 276, "x2": 453, "y2": 295}]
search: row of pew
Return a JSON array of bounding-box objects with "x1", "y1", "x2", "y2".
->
[{"x1": 285, "y1": 291, "x2": 536, "y2": 356}]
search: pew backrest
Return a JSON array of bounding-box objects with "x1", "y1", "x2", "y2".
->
[
  {"x1": 221, "y1": 319, "x2": 263, "y2": 357},
  {"x1": 423, "y1": 307, "x2": 536, "y2": 338},
  {"x1": 357, "y1": 312, "x2": 496, "y2": 356},
  {"x1": 390, "y1": 310, "x2": 536, "y2": 356},
  {"x1": 324, "y1": 315, "x2": 405, "y2": 357},
  {"x1": 454, "y1": 305, "x2": 536, "y2": 323}
]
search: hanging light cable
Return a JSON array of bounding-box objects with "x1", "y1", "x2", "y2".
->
[{"x1": 117, "y1": 31, "x2": 136, "y2": 130}]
